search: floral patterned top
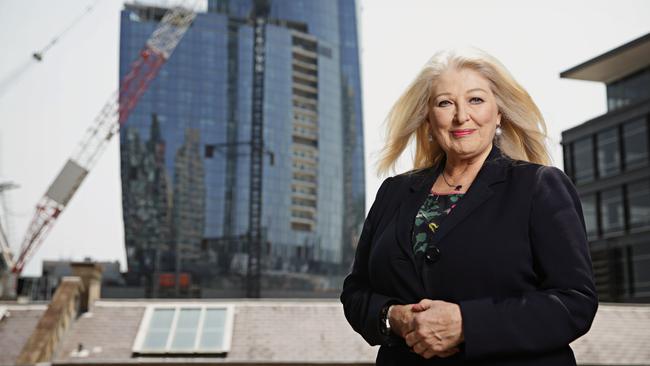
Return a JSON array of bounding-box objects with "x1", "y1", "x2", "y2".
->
[{"x1": 412, "y1": 192, "x2": 464, "y2": 256}]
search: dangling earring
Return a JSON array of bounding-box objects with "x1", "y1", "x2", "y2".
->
[
  {"x1": 428, "y1": 134, "x2": 434, "y2": 142},
  {"x1": 495, "y1": 125, "x2": 503, "y2": 137}
]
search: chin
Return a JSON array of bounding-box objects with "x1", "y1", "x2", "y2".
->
[{"x1": 448, "y1": 145, "x2": 489, "y2": 160}]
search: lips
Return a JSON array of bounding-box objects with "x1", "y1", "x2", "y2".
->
[{"x1": 451, "y1": 129, "x2": 476, "y2": 137}]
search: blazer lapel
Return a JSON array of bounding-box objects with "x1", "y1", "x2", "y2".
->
[
  {"x1": 394, "y1": 163, "x2": 442, "y2": 273},
  {"x1": 429, "y1": 145, "x2": 508, "y2": 247},
  {"x1": 394, "y1": 145, "x2": 509, "y2": 274}
]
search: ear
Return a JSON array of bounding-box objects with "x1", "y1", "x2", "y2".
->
[{"x1": 424, "y1": 117, "x2": 432, "y2": 135}]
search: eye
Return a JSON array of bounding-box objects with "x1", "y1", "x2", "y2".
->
[
  {"x1": 438, "y1": 100, "x2": 451, "y2": 107},
  {"x1": 470, "y1": 97, "x2": 484, "y2": 104}
]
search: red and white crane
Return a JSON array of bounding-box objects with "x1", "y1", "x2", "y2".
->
[{"x1": 11, "y1": 5, "x2": 197, "y2": 274}]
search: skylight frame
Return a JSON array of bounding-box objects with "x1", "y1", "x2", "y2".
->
[{"x1": 132, "y1": 303, "x2": 234, "y2": 355}]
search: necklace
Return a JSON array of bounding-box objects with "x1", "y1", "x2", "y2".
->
[{"x1": 441, "y1": 170, "x2": 463, "y2": 191}]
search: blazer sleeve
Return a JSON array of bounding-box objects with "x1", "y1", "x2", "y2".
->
[
  {"x1": 340, "y1": 176, "x2": 404, "y2": 346},
  {"x1": 459, "y1": 166, "x2": 598, "y2": 360}
]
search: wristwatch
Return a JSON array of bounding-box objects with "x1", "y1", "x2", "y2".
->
[{"x1": 379, "y1": 304, "x2": 393, "y2": 336}]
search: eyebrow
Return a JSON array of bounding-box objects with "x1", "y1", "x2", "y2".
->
[{"x1": 433, "y1": 88, "x2": 488, "y2": 99}]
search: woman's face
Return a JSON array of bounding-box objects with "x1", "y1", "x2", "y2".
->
[{"x1": 427, "y1": 67, "x2": 501, "y2": 161}]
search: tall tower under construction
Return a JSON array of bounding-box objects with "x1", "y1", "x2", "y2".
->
[{"x1": 119, "y1": 0, "x2": 365, "y2": 297}]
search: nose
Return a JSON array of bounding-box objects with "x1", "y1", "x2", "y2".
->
[{"x1": 455, "y1": 103, "x2": 470, "y2": 123}]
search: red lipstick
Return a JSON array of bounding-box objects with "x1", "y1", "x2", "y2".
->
[{"x1": 451, "y1": 129, "x2": 475, "y2": 137}]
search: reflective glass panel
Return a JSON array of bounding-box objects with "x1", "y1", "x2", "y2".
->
[
  {"x1": 628, "y1": 180, "x2": 650, "y2": 229},
  {"x1": 581, "y1": 194, "x2": 598, "y2": 238},
  {"x1": 574, "y1": 137, "x2": 595, "y2": 184},
  {"x1": 600, "y1": 188, "x2": 624, "y2": 233},
  {"x1": 199, "y1": 308, "x2": 226, "y2": 350},
  {"x1": 170, "y1": 308, "x2": 201, "y2": 350},
  {"x1": 143, "y1": 308, "x2": 174, "y2": 350},
  {"x1": 632, "y1": 243, "x2": 650, "y2": 297},
  {"x1": 623, "y1": 118, "x2": 648, "y2": 170},
  {"x1": 563, "y1": 144, "x2": 574, "y2": 181},
  {"x1": 597, "y1": 128, "x2": 620, "y2": 178}
]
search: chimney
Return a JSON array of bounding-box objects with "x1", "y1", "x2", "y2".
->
[
  {"x1": 16, "y1": 277, "x2": 84, "y2": 365},
  {"x1": 16, "y1": 262, "x2": 103, "y2": 365},
  {"x1": 70, "y1": 261, "x2": 103, "y2": 313}
]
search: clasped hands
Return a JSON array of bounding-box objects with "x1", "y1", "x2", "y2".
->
[{"x1": 388, "y1": 299, "x2": 464, "y2": 359}]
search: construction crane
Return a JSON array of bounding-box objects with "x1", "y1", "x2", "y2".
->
[
  {"x1": 0, "y1": 182, "x2": 18, "y2": 269},
  {"x1": 32, "y1": 1, "x2": 99, "y2": 62},
  {"x1": 246, "y1": 0, "x2": 270, "y2": 298},
  {"x1": 0, "y1": 181, "x2": 18, "y2": 299},
  {"x1": 11, "y1": 4, "x2": 197, "y2": 274},
  {"x1": 0, "y1": 2, "x2": 98, "y2": 100}
]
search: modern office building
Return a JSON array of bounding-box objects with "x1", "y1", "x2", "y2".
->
[
  {"x1": 561, "y1": 33, "x2": 650, "y2": 302},
  {"x1": 118, "y1": 0, "x2": 365, "y2": 297}
]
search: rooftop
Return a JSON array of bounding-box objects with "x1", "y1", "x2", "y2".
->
[
  {"x1": 560, "y1": 32, "x2": 650, "y2": 83},
  {"x1": 2, "y1": 299, "x2": 650, "y2": 365},
  {"x1": 0, "y1": 304, "x2": 47, "y2": 366},
  {"x1": 52, "y1": 299, "x2": 376, "y2": 365}
]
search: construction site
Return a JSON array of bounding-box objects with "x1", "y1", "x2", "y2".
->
[{"x1": 0, "y1": 0, "x2": 367, "y2": 300}]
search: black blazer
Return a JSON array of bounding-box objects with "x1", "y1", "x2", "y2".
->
[{"x1": 340, "y1": 145, "x2": 598, "y2": 365}]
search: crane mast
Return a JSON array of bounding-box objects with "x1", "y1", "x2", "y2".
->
[{"x1": 12, "y1": 6, "x2": 196, "y2": 274}]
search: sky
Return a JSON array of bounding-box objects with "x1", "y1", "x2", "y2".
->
[{"x1": 0, "y1": 0, "x2": 648, "y2": 276}]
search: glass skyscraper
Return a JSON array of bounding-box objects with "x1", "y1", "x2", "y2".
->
[{"x1": 119, "y1": 0, "x2": 364, "y2": 297}]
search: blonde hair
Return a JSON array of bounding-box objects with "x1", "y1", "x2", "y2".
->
[{"x1": 376, "y1": 47, "x2": 551, "y2": 176}]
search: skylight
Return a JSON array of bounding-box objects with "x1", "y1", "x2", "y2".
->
[{"x1": 132, "y1": 304, "x2": 234, "y2": 355}]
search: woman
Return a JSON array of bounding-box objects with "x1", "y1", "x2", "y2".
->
[{"x1": 340, "y1": 47, "x2": 598, "y2": 365}]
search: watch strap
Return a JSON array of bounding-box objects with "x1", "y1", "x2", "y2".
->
[{"x1": 379, "y1": 303, "x2": 393, "y2": 336}]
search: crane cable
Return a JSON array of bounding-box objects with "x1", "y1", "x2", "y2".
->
[
  {"x1": 0, "y1": 1, "x2": 99, "y2": 99},
  {"x1": 33, "y1": 0, "x2": 99, "y2": 61}
]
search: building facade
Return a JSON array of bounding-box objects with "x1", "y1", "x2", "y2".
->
[
  {"x1": 561, "y1": 33, "x2": 650, "y2": 302},
  {"x1": 118, "y1": 0, "x2": 365, "y2": 297}
]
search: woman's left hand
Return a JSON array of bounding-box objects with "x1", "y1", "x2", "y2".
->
[{"x1": 404, "y1": 299, "x2": 464, "y2": 359}]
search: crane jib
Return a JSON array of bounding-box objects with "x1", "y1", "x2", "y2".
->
[{"x1": 12, "y1": 5, "x2": 196, "y2": 275}]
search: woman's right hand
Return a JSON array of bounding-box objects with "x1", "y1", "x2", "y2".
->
[
  {"x1": 389, "y1": 302, "x2": 461, "y2": 359},
  {"x1": 388, "y1": 304, "x2": 417, "y2": 338}
]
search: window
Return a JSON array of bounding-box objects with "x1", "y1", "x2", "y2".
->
[
  {"x1": 631, "y1": 242, "x2": 650, "y2": 297},
  {"x1": 133, "y1": 304, "x2": 234, "y2": 354},
  {"x1": 607, "y1": 68, "x2": 650, "y2": 111},
  {"x1": 600, "y1": 187, "x2": 624, "y2": 234},
  {"x1": 291, "y1": 222, "x2": 312, "y2": 231},
  {"x1": 127, "y1": 165, "x2": 138, "y2": 180},
  {"x1": 563, "y1": 144, "x2": 574, "y2": 181},
  {"x1": 627, "y1": 180, "x2": 650, "y2": 229},
  {"x1": 596, "y1": 128, "x2": 620, "y2": 178},
  {"x1": 317, "y1": 45, "x2": 332, "y2": 58},
  {"x1": 205, "y1": 145, "x2": 215, "y2": 158},
  {"x1": 623, "y1": 118, "x2": 648, "y2": 170},
  {"x1": 580, "y1": 194, "x2": 598, "y2": 238},
  {"x1": 573, "y1": 137, "x2": 595, "y2": 184}
]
